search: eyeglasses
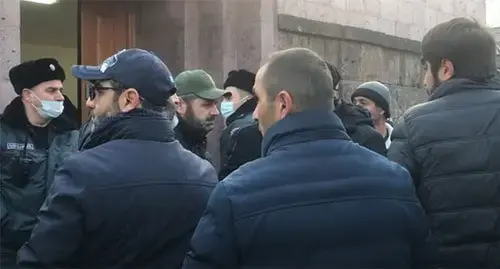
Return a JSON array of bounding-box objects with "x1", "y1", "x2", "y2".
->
[{"x1": 86, "y1": 85, "x2": 123, "y2": 100}]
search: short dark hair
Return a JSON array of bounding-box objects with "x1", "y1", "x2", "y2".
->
[
  {"x1": 422, "y1": 18, "x2": 497, "y2": 80},
  {"x1": 262, "y1": 48, "x2": 334, "y2": 111}
]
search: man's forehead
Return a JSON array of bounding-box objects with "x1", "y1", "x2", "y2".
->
[
  {"x1": 37, "y1": 79, "x2": 63, "y2": 89},
  {"x1": 354, "y1": 96, "x2": 372, "y2": 102}
]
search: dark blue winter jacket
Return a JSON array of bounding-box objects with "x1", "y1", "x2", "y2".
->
[
  {"x1": 183, "y1": 109, "x2": 436, "y2": 269},
  {"x1": 17, "y1": 109, "x2": 218, "y2": 268}
]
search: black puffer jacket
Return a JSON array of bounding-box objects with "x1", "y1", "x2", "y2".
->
[
  {"x1": 0, "y1": 96, "x2": 79, "y2": 268},
  {"x1": 388, "y1": 79, "x2": 500, "y2": 268},
  {"x1": 335, "y1": 101, "x2": 387, "y2": 156}
]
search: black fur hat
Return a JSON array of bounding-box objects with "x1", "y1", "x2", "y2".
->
[
  {"x1": 9, "y1": 58, "x2": 66, "y2": 95},
  {"x1": 223, "y1": 69, "x2": 256, "y2": 94}
]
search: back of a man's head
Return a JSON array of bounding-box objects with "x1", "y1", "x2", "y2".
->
[
  {"x1": 422, "y1": 17, "x2": 497, "y2": 80},
  {"x1": 261, "y1": 48, "x2": 334, "y2": 111}
]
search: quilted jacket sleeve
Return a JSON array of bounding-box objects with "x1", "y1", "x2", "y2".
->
[{"x1": 388, "y1": 117, "x2": 420, "y2": 182}]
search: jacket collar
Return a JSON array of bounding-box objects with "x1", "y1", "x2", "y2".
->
[
  {"x1": 0, "y1": 96, "x2": 79, "y2": 133},
  {"x1": 262, "y1": 109, "x2": 350, "y2": 157},
  {"x1": 82, "y1": 108, "x2": 176, "y2": 150},
  {"x1": 226, "y1": 98, "x2": 257, "y2": 126},
  {"x1": 429, "y1": 78, "x2": 500, "y2": 101}
]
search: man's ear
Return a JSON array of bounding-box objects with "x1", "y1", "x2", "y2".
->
[
  {"x1": 276, "y1": 90, "x2": 293, "y2": 118},
  {"x1": 120, "y1": 88, "x2": 141, "y2": 112},
  {"x1": 21, "y1": 88, "x2": 32, "y2": 103},
  {"x1": 441, "y1": 59, "x2": 455, "y2": 81}
]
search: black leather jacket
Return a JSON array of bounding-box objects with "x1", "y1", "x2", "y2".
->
[{"x1": 0, "y1": 96, "x2": 79, "y2": 267}]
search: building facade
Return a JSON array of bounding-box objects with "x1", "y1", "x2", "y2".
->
[
  {"x1": 0, "y1": 0, "x2": 488, "y2": 114},
  {"x1": 0, "y1": 0, "x2": 487, "y2": 170}
]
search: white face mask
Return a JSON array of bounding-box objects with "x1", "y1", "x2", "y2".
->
[{"x1": 30, "y1": 91, "x2": 64, "y2": 119}]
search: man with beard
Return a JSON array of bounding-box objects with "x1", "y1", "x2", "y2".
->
[
  {"x1": 78, "y1": 89, "x2": 180, "y2": 150},
  {"x1": 174, "y1": 69, "x2": 224, "y2": 162},
  {"x1": 0, "y1": 58, "x2": 79, "y2": 269},
  {"x1": 17, "y1": 49, "x2": 218, "y2": 268},
  {"x1": 388, "y1": 18, "x2": 500, "y2": 268}
]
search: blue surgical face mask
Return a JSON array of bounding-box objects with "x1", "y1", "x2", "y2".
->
[
  {"x1": 220, "y1": 96, "x2": 251, "y2": 119},
  {"x1": 30, "y1": 91, "x2": 64, "y2": 119},
  {"x1": 220, "y1": 101, "x2": 235, "y2": 118}
]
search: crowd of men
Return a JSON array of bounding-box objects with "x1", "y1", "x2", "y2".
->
[{"x1": 1, "y1": 17, "x2": 499, "y2": 269}]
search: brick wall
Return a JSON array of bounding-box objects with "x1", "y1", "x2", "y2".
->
[{"x1": 278, "y1": 0, "x2": 486, "y2": 41}]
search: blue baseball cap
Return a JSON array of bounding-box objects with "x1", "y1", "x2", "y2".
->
[{"x1": 72, "y1": 48, "x2": 176, "y2": 106}]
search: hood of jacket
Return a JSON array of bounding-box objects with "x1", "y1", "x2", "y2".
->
[
  {"x1": 429, "y1": 78, "x2": 500, "y2": 101},
  {"x1": 262, "y1": 109, "x2": 350, "y2": 157}
]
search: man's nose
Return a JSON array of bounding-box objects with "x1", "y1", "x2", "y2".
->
[
  {"x1": 54, "y1": 90, "x2": 65, "y2": 101},
  {"x1": 85, "y1": 97, "x2": 95, "y2": 109},
  {"x1": 211, "y1": 105, "x2": 220, "y2": 116}
]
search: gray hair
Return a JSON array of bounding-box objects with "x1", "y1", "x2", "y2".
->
[{"x1": 261, "y1": 48, "x2": 334, "y2": 111}]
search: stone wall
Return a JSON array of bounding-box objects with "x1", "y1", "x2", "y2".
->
[
  {"x1": 278, "y1": 0, "x2": 487, "y2": 41},
  {"x1": 277, "y1": 14, "x2": 428, "y2": 119},
  {"x1": 0, "y1": 0, "x2": 20, "y2": 112}
]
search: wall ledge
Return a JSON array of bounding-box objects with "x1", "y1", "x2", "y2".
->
[{"x1": 277, "y1": 14, "x2": 421, "y2": 54}]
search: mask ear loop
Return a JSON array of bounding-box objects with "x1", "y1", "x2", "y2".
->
[{"x1": 28, "y1": 90, "x2": 43, "y2": 111}]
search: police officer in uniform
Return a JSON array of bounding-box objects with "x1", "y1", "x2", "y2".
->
[{"x1": 0, "y1": 58, "x2": 79, "y2": 268}]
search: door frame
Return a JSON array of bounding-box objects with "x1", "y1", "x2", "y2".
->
[
  {"x1": 76, "y1": 0, "x2": 83, "y2": 125},
  {"x1": 76, "y1": 0, "x2": 137, "y2": 124}
]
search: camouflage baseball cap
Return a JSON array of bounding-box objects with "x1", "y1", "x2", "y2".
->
[{"x1": 174, "y1": 69, "x2": 224, "y2": 100}]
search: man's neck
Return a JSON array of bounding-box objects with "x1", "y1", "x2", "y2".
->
[
  {"x1": 374, "y1": 120, "x2": 387, "y2": 138},
  {"x1": 24, "y1": 103, "x2": 51, "y2": 127}
]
